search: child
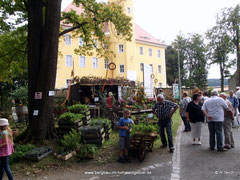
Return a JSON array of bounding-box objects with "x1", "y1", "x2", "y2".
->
[
  {"x1": 0, "y1": 118, "x2": 14, "y2": 180},
  {"x1": 117, "y1": 109, "x2": 134, "y2": 163}
]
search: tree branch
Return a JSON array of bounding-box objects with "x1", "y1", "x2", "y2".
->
[{"x1": 59, "y1": 22, "x2": 88, "y2": 37}]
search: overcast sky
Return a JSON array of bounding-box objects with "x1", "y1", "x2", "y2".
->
[{"x1": 61, "y1": 0, "x2": 239, "y2": 79}]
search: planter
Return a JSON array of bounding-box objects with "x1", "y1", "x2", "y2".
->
[
  {"x1": 54, "y1": 150, "x2": 76, "y2": 161},
  {"x1": 15, "y1": 106, "x2": 28, "y2": 122},
  {"x1": 25, "y1": 147, "x2": 53, "y2": 162}
]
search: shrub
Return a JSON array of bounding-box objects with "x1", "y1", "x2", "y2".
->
[
  {"x1": 59, "y1": 129, "x2": 81, "y2": 152},
  {"x1": 9, "y1": 144, "x2": 36, "y2": 164},
  {"x1": 89, "y1": 118, "x2": 111, "y2": 128},
  {"x1": 131, "y1": 123, "x2": 158, "y2": 135},
  {"x1": 77, "y1": 144, "x2": 97, "y2": 159},
  {"x1": 58, "y1": 112, "x2": 84, "y2": 124},
  {"x1": 67, "y1": 104, "x2": 89, "y2": 114}
]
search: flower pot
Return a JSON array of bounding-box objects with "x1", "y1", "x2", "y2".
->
[{"x1": 15, "y1": 106, "x2": 28, "y2": 122}]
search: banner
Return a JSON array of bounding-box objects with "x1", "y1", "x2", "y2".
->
[{"x1": 172, "y1": 84, "x2": 179, "y2": 99}]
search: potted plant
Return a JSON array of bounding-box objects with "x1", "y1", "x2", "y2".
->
[
  {"x1": 11, "y1": 86, "x2": 28, "y2": 122},
  {"x1": 77, "y1": 144, "x2": 97, "y2": 160}
]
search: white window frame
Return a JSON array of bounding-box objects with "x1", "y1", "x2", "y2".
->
[
  {"x1": 159, "y1": 83, "x2": 162, "y2": 88},
  {"x1": 119, "y1": 64, "x2": 125, "y2": 73},
  {"x1": 119, "y1": 44, "x2": 124, "y2": 53},
  {"x1": 158, "y1": 65, "x2": 161, "y2": 73},
  {"x1": 66, "y1": 55, "x2": 73, "y2": 67},
  {"x1": 66, "y1": 79, "x2": 72, "y2": 87},
  {"x1": 127, "y1": 7, "x2": 131, "y2": 14},
  {"x1": 139, "y1": 47, "x2": 143, "y2": 55},
  {"x1": 140, "y1": 63, "x2": 144, "y2": 72},
  {"x1": 92, "y1": 57, "x2": 98, "y2": 68},
  {"x1": 149, "y1": 48, "x2": 152, "y2": 56},
  {"x1": 149, "y1": 64, "x2": 153, "y2": 72},
  {"x1": 104, "y1": 59, "x2": 109, "y2": 69},
  {"x1": 93, "y1": 39, "x2": 98, "y2": 48},
  {"x1": 157, "y1": 50, "x2": 161, "y2": 58},
  {"x1": 65, "y1": 34, "x2": 71, "y2": 45},
  {"x1": 79, "y1": 37, "x2": 84, "y2": 47},
  {"x1": 79, "y1": 56, "x2": 86, "y2": 68}
]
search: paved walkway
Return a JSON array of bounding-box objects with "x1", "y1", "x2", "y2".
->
[{"x1": 180, "y1": 123, "x2": 240, "y2": 180}]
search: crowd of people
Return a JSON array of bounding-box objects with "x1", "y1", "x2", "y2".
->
[{"x1": 117, "y1": 87, "x2": 240, "y2": 163}]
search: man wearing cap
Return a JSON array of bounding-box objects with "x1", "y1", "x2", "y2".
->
[
  {"x1": 152, "y1": 94, "x2": 178, "y2": 152},
  {"x1": 202, "y1": 91, "x2": 229, "y2": 152}
]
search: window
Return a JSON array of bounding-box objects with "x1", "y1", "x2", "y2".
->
[
  {"x1": 157, "y1": 50, "x2": 161, "y2": 58},
  {"x1": 79, "y1": 37, "x2": 84, "y2": 46},
  {"x1": 104, "y1": 59, "x2": 109, "y2": 69},
  {"x1": 119, "y1": 45, "x2": 124, "y2": 53},
  {"x1": 149, "y1": 48, "x2": 152, "y2": 56},
  {"x1": 92, "y1": 57, "x2": 98, "y2": 68},
  {"x1": 66, "y1": 55, "x2": 73, "y2": 67},
  {"x1": 127, "y1": 7, "x2": 131, "y2": 14},
  {"x1": 159, "y1": 83, "x2": 162, "y2": 88},
  {"x1": 140, "y1": 63, "x2": 144, "y2": 72},
  {"x1": 158, "y1": 65, "x2": 161, "y2": 73},
  {"x1": 79, "y1": 56, "x2": 85, "y2": 68},
  {"x1": 119, "y1": 65, "x2": 125, "y2": 73},
  {"x1": 66, "y1": 79, "x2": 72, "y2": 87},
  {"x1": 149, "y1": 64, "x2": 153, "y2": 72},
  {"x1": 139, "y1": 47, "x2": 143, "y2": 55},
  {"x1": 65, "y1": 34, "x2": 71, "y2": 45}
]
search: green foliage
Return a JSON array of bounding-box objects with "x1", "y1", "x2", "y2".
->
[
  {"x1": 58, "y1": 112, "x2": 84, "y2": 124},
  {"x1": 60, "y1": 129, "x2": 81, "y2": 152},
  {"x1": 67, "y1": 104, "x2": 89, "y2": 114},
  {"x1": 11, "y1": 86, "x2": 28, "y2": 105},
  {"x1": 77, "y1": 144, "x2": 97, "y2": 159},
  {"x1": 9, "y1": 144, "x2": 36, "y2": 164},
  {"x1": 131, "y1": 123, "x2": 158, "y2": 135},
  {"x1": 89, "y1": 118, "x2": 111, "y2": 128}
]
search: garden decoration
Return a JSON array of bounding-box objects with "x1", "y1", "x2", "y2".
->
[
  {"x1": 77, "y1": 144, "x2": 97, "y2": 160},
  {"x1": 130, "y1": 123, "x2": 158, "y2": 161},
  {"x1": 102, "y1": 62, "x2": 116, "y2": 92},
  {"x1": 89, "y1": 119, "x2": 112, "y2": 139}
]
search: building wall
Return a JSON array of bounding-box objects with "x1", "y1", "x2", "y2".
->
[{"x1": 56, "y1": 0, "x2": 167, "y2": 89}]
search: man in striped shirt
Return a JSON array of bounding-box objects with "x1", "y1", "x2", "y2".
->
[{"x1": 152, "y1": 94, "x2": 179, "y2": 152}]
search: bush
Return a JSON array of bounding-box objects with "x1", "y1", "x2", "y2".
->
[
  {"x1": 9, "y1": 144, "x2": 36, "y2": 164},
  {"x1": 131, "y1": 123, "x2": 158, "y2": 135},
  {"x1": 11, "y1": 86, "x2": 28, "y2": 105},
  {"x1": 67, "y1": 104, "x2": 89, "y2": 114},
  {"x1": 58, "y1": 112, "x2": 84, "y2": 124},
  {"x1": 77, "y1": 144, "x2": 97, "y2": 159},
  {"x1": 59, "y1": 129, "x2": 81, "y2": 152},
  {"x1": 89, "y1": 119, "x2": 111, "y2": 128}
]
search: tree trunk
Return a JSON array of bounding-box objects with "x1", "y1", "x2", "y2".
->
[
  {"x1": 220, "y1": 63, "x2": 224, "y2": 92},
  {"x1": 27, "y1": 0, "x2": 62, "y2": 141},
  {"x1": 236, "y1": 27, "x2": 240, "y2": 86}
]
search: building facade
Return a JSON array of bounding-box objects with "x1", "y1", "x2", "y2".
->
[{"x1": 56, "y1": 0, "x2": 167, "y2": 93}]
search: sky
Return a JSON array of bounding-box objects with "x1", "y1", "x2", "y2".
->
[{"x1": 61, "y1": 0, "x2": 240, "y2": 79}]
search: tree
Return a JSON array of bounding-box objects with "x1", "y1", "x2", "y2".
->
[
  {"x1": 1, "y1": 0, "x2": 133, "y2": 141},
  {"x1": 167, "y1": 34, "x2": 208, "y2": 88},
  {"x1": 206, "y1": 22, "x2": 234, "y2": 92},
  {"x1": 219, "y1": 4, "x2": 240, "y2": 86}
]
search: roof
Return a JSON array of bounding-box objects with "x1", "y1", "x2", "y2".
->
[{"x1": 62, "y1": 2, "x2": 166, "y2": 47}]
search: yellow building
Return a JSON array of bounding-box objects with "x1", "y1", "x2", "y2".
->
[{"x1": 56, "y1": 0, "x2": 167, "y2": 96}]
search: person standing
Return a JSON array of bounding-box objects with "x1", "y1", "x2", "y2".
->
[
  {"x1": 152, "y1": 94, "x2": 179, "y2": 152},
  {"x1": 186, "y1": 94, "x2": 204, "y2": 145},
  {"x1": 236, "y1": 87, "x2": 240, "y2": 113},
  {"x1": 227, "y1": 90, "x2": 239, "y2": 126},
  {"x1": 180, "y1": 92, "x2": 191, "y2": 132},
  {"x1": 0, "y1": 118, "x2": 14, "y2": 180},
  {"x1": 220, "y1": 93, "x2": 235, "y2": 149},
  {"x1": 202, "y1": 91, "x2": 229, "y2": 152}
]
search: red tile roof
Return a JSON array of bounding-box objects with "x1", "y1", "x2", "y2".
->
[{"x1": 62, "y1": 2, "x2": 166, "y2": 47}]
